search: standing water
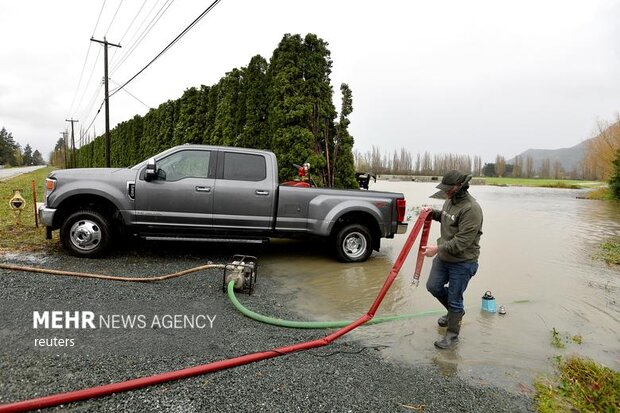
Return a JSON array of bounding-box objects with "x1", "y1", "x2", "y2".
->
[{"x1": 259, "y1": 181, "x2": 619, "y2": 392}]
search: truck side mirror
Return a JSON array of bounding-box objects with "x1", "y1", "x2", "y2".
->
[{"x1": 145, "y1": 158, "x2": 158, "y2": 181}]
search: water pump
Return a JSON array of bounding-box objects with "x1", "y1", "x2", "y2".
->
[{"x1": 222, "y1": 255, "x2": 258, "y2": 295}]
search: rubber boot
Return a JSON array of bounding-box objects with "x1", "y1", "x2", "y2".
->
[
  {"x1": 438, "y1": 309, "x2": 465, "y2": 328},
  {"x1": 434, "y1": 311, "x2": 463, "y2": 350},
  {"x1": 436, "y1": 296, "x2": 449, "y2": 327}
]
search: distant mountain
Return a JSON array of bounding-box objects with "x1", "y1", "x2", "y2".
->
[{"x1": 508, "y1": 139, "x2": 590, "y2": 173}]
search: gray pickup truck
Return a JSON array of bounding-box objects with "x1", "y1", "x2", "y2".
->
[{"x1": 38, "y1": 145, "x2": 408, "y2": 262}]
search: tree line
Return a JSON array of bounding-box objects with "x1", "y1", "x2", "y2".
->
[
  {"x1": 485, "y1": 154, "x2": 568, "y2": 179},
  {"x1": 0, "y1": 127, "x2": 46, "y2": 167},
  {"x1": 354, "y1": 147, "x2": 484, "y2": 176},
  {"x1": 54, "y1": 33, "x2": 357, "y2": 188},
  {"x1": 353, "y1": 147, "x2": 553, "y2": 178},
  {"x1": 354, "y1": 132, "x2": 618, "y2": 181}
]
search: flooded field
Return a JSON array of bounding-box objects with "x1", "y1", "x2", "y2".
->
[{"x1": 258, "y1": 181, "x2": 620, "y2": 392}]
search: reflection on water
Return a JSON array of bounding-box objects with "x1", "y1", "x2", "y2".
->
[{"x1": 259, "y1": 181, "x2": 620, "y2": 392}]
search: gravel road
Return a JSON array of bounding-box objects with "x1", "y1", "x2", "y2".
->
[{"x1": 0, "y1": 245, "x2": 535, "y2": 412}]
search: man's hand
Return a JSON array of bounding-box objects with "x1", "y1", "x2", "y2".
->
[{"x1": 422, "y1": 245, "x2": 438, "y2": 257}]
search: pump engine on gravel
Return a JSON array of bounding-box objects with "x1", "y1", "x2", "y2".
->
[{"x1": 222, "y1": 255, "x2": 258, "y2": 295}]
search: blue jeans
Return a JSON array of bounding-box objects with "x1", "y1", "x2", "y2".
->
[{"x1": 426, "y1": 258, "x2": 478, "y2": 313}]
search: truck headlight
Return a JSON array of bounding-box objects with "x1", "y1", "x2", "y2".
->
[{"x1": 45, "y1": 178, "x2": 56, "y2": 198}]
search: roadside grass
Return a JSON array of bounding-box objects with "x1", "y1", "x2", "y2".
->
[
  {"x1": 534, "y1": 356, "x2": 620, "y2": 413},
  {"x1": 585, "y1": 186, "x2": 617, "y2": 200},
  {"x1": 599, "y1": 238, "x2": 620, "y2": 265},
  {"x1": 0, "y1": 167, "x2": 58, "y2": 253},
  {"x1": 484, "y1": 177, "x2": 602, "y2": 189}
]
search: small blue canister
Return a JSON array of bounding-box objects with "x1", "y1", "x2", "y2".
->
[{"x1": 481, "y1": 291, "x2": 497, "y2": 313}]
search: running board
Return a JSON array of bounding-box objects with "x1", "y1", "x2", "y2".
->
[{"x1": 143, "y1": 236, "x2": 268, "y2": 244}]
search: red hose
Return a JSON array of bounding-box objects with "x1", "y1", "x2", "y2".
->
[{"x1": 0, "y1": 211, "x2": 432, "y2": 412}]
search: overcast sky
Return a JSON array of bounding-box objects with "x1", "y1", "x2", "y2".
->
[{"x1": 1, "y1": 0, "x2": 619, "y2": 163}]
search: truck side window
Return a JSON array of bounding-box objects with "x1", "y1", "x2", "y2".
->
[
  {"x1": 157, "y1": 150, "x2": 211, "y2": 181},
  {"x1": 223, "y1": 152, "x2": 266, "y2": 181}
]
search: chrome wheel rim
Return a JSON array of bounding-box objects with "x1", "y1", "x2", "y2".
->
[
  {"x1": 69, "y1": 219, "x2": 101, "y2": 251},
  {"x1": 342, "y1": 231, "x2": 367, "y2": 260}
]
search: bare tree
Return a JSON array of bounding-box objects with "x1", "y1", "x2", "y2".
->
[
  {"x1": 422, "y1": 151, "x2": 432, "y2": 174},
  {"x1": 525, "y1": 155, "x2": 534, "y2": 178},
  {"x1": 553, "y1": 159, "x2": 563, "y2": 179},
  {"x1": 495, "y1": 155, "x2": 506, "y2": 177},
  {"x1": 513, "y1": 155, "x2": 522, "y2": 178},
  {"x1": 540, "y1": 158, "x2": 551, "y2": 178},
  {"x1": 473, "y1": 155, "x2": 482, "y2": 176}
]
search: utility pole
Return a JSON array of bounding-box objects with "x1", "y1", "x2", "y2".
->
[
  {"x1": 60, "y1": 131, "x2": 68, "y2": 169},
  {"x1": 65, "y1": 118, "x2": 78, "y2": 168},
  {"x1": 90, "y1": 37, "x2": 121, "y2": 167}
]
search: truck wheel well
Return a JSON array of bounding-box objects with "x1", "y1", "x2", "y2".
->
[
  {"x1": 54, "y1": 195, "x2": 122, "y2": 229},
  {"x1": 332, "y1": 212, "x2": 381, "y2": 251}
]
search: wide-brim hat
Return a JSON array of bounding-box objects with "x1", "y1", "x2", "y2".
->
[{"x1": 430, "y1": 170, "x2": 472, "y2": 199}]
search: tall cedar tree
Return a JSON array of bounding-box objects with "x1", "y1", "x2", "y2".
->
[{"x1": 333, "y1": 83, "x2": 358, "y2": 188}]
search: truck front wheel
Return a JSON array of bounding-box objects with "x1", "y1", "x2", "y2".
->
[
  {"x1": 334, "y1": 223, "x2": 373, "y2": 262},
  {"x1": 60, "y1": 210, "x2": 111, "y2": 258}
]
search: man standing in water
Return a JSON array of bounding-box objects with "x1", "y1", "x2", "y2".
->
[{"x1": 422, "y1": 170, "x2": 483, "y2": 349}]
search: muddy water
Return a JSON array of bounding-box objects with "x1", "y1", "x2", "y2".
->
[{"x1": 259, "y1": 181, "x2": 619, "y2": 391}]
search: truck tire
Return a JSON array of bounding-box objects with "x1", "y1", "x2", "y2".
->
[
  {"x1": 60, "y1": 210, "x2": 111, "y2": 258},
  {"x1": 334, "y1": 223, "x2": 373, "y2": 263}
]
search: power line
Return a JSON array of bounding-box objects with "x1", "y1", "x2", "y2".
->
[
  {"x1": 109, "y1": 0, "x2": 148, "y2": 65},
  {"x1": 110, "y1": 0, "x2": 176, "y2": 75},
  {"x1": 110, "y1": 78, "x2": 152, "y2": 109},
  {"x1": 67, "y1": 0, "x2": 108, "y2": 117},
  {"x1": 73, "y1": 47, "x2": 102, "y2": 116},
  {"x1": 105, "y1": 0, "x2": 125, "y2": 36},
  {"x1": 92, "y1": 0, "x2": 107, "y2": 36},
  {"x1": 109, "y1": 0, "x2": 164, "y2": 71},
  {"x1": 67, "y1": 43, "x2": 94, "y2": 117},
  {"x1": 111, "y1": 0, "x2": 222, "y2": 97},
  {"x1": 81, "y1": 100, "x2": 105, "y2": 142},
  {"x1": 78, "y1": 81, "x2": 104, "y2": 124}
]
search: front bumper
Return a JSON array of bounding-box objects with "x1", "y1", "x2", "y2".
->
[{"x1": 38, "y1": 204, "x2": 56, "y2": 227}]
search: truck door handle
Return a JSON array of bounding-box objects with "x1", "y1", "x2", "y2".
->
[
  {"x1": 195, "y1": 186, "x2": 211, "y2": 193},
  {"x1": 255, "y1": 190, "x2": 269, "y2": 196}
]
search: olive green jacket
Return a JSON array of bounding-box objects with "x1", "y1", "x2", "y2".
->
[{"x1": 431, "y1": 192, "x2": 483, "y2": 263}]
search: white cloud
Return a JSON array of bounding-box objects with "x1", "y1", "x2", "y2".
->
[{"x1": 0, "y1": 0, "x2": 618, "y2": 163}]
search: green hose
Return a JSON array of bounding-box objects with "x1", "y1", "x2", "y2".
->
[
  {"x1": 227, "y1": 282, "x2": 531, "y2": 329},
  {"x1": 228, "y1": 281, "x2": 452, "y2": 329}
]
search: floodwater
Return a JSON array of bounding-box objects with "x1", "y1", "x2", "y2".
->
[{"x1": 259, "y1": 181, "x2": 620, "y2": 392}]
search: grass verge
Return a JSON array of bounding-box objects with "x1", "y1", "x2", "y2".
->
[
  {"x1": 586, "y1": 186, "x2": 617, "y2": 200},
  {"x1": 534, "y1": 356, "x2": 620, "y2": 413},
  {"x1": 0, "y1": 167, "x2": 58, "y2": 253},
  {"x1": 599, "y1": 238, "x2": 620, "y2": 265},
  {"x1": 484, "y1": 177, "x2": 602, "y2": 189}
]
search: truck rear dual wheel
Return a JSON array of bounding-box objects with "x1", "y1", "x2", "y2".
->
[
  {"x1": 60, "y1": 210, "x2": 111, "y2": 258},
  {"x1": 334, "y1": 223, "x2": 373, "y2": 263}
]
